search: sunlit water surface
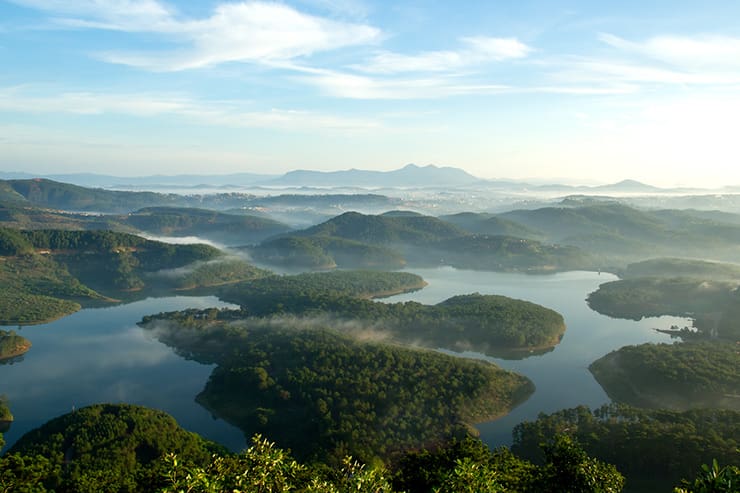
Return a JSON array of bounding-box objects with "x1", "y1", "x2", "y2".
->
[{"x1": 1, "y1": 268, "x2": 687, "y2": 452}]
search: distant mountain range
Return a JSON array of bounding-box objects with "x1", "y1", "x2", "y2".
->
[
  {"x1": 0, "y1": 165, "x2": 720, "y2": 192},
  {"x1": 268, "y1": 164, "x2": 481, "y2": 187}
]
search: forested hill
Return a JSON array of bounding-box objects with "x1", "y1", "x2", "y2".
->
[
  {"x1": 499, "y1": 202, "x2": 740, "y2": 262},
  {"x1": 124, "y1": 207, "x2": 291, "y2": 245},
  {"x1": 296, "y1": 211, "x2": 466, "y2": 244},
  {"x1": 0, "y1": 227, "x2": 268, "y2": 323},
  {"x1": 0, "y1": 178, "x2": 193, "y2": 212},
  {"x1": 250, "y1": 211, "x2": 594, "y2": 272}
]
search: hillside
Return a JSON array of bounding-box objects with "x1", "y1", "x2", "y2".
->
[
  {"x1": 440, "y1": 212, "x2": 545, "y2": 240},
  {"x1": 124, "y1": 206, "x2": 291, "y2": 245},
  {"x1": 251, "y1": 211, "x2": 593, "y2": 273},
  {"x1": 6, "y1": 404, "x2": 224, "y2": 491},
  {"x1": 0, "y1": 227, "x2": 268, "y2": 323},
  {"x1": 499, "y1": 203, "x2": 740, "y2": 263},
  {"x1": 2, "y1": 178, "x2": 192, "y2": 213}
]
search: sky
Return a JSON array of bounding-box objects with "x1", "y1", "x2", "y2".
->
[{"x1": 1, "y1": 0, "x2": 740, "y2": 187}]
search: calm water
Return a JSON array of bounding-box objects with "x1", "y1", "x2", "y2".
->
[
  {"x1": 381, "y1": 268, "x2": 688, "y2": 447},
  {"x1": 1, "y1": 296, "x2": 246, "y2": 451},
  {"x1": 1, "y1": 269, "x2": 688, "y2": 452}
]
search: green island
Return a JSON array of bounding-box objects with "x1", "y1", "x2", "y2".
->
[
  {"x1": 0, "y1": 227, "x2": 270, "y2": 324},
  {"x1": 139, "y1": 314, "x2": 534, "y2": 463},
  {"x1": 0, "y1": 330, "x2": 31, "y2": 360},
  {"x1": 511, "y1": 404, "x2": 740, "y2": 493},
  {"x1": 217, "y1": 271, "x2": 566, "y2": 355},
  {"x1": 589, "y1": 341, "x2": 740, "y2": 411},
  {"x1": 0, "y1": 404, "x2": 646, "y2": 493},
  {"x1": 586, "y1": 276, "x2": 740, "y2": 340}
]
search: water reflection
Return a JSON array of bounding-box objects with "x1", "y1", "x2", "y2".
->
[{"x1": 0, "y1": 296, "x2": 245, "y2": 452}]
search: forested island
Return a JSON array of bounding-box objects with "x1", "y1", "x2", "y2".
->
[
  {"x1": 512, "y1": 404, "x2": 740, "y2": 492},
  {"x1": 589, "y1": 342, "x2": 740, "y2": 411},
  {"x1": 0, "y1": 330, "x2": 31, "y2": 360},
  {"x1": 619, "y1": 258, "x2": 740, "y2": 281},
  {"x1": 216, "y1": 271, "x2": 566, "y2": 355},
  {"x1": 139, "y1": 312, "x2": 534, "y2": 462},
  {"x1": 586, "y1": 277, "x2": 740, "y2": 340}
]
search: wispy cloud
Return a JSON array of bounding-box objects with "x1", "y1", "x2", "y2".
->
[
  {"x1": 11, "y1": 0, "x2": 381, "y2": 70},
  {"x1": 0, "y1": 86, "x2": 383, "y2": 131},
  {"x1": 355, "y1": 36, "x2": 531, "y2": 74},
  {"x1": 599, "y1": 33, "x2": 740, "y2": 70}
]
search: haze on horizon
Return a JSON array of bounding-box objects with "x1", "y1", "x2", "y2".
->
[{"x1": 1, "y1": 0, "x2": 739, "y2": 188}]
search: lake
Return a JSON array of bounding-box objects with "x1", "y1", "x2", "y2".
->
[
  {"x1": 381, "y1": 267, "x2": 687, "y2": 447},
  {"x1": 0, "y1": 268, "x2": 688, "y2": 452}
]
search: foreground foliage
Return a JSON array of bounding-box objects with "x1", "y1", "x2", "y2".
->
[{"x1": 0, "y1": 404, "x2": 626, "y2": 493}]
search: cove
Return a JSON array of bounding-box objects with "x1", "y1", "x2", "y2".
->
[{"x1": 381, "y1": 267, "x2": 690, "y2": 448}]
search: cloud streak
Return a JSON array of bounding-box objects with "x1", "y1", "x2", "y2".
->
[
  {"x1": 0, "y1": 86, "x2": 383, "y2": 131},
  {"x1": 355, "y1": 36, "x2": 531, "y2": 74}
]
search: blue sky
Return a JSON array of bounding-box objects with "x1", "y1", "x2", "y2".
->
[{"x1": 1, "y1": 0, "x2": 740, "y2": 186}]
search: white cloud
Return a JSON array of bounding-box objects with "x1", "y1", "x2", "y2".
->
[
  {"x1": 600, "y1": 33, "x2": 740, "y2": 70},
  {"x1": 0, "y1": 86, "x2": 383, "y2": 131},
  {"x1": 12, "y1": 0, "x2": 381, "y2": 70},
  {"x1": 355, "y1": 36, "x2": 531, "y2": 74},
  {"x1": 294, "y1": 66, "x2": 510, "y2": 99}
]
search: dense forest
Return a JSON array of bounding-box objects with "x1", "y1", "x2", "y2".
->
[
  {"x1": 0, "y1": 227, "x2": 269, "y2": 323},
  {"x1": 586, "y1": 277, "x2": 740, "y2": 340},
  {"x1": 124, "y1": 207, "x2": 291, "y2": 245},
  {"x1": 619, "y1": 258, "x2": 740, "y2": 281},
  {"x1": 217, "y1": 271, "x2": 565, "y2": 354},
  {"x1": 589, "y1": 341, "x2": 740, "y2": 410},
  {"x1": 511, "y1": 404, "x2": 740, "y2": 492},
  {"x1": 249, "y1": 211, "x2": 594, "y2": 272},
  {"x1": 0, "y1": 404, "x2": 640, "y2": 493},
  {"x1": 2, "y1": 403, "x2": 734, "y2": 493},
  {"x1": 139, "y1": 314, "x2": 534, "y2": 463}
]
